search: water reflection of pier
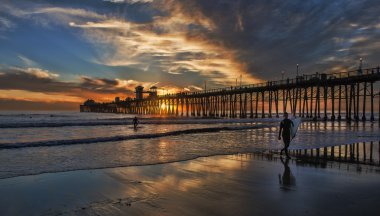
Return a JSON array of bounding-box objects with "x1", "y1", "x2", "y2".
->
[
  {"x1": 287, "y1": 141, "x2": 380, "y2": 166},
  {"x1": 81, "y1": 67, "x2": 380, "y2": 122},
  {"x1": 234, "y1": 152, "x2": 380, "y2": 175}
]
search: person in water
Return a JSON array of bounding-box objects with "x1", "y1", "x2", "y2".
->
[
  {"x1": 278, "y1": 112, "x2": 293, "y2": 159},
  {"x1": 132, "y1": 116, "x2": 139, "y2": 129}
]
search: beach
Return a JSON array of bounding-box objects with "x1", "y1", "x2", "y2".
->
[
  {"x1": 0, "y1": 111, "x2": 379, "y2": 215},
  {"x1": 1, "y1": 153, "x2": 379, "y2": 216},
  {"x1": 2, "y1": 0, "x2": 380, "y2": 215}
]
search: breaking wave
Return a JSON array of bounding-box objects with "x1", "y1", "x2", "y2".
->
[
  {"x1": 0, "y1": 124, "x2": 273, "y2": 149},
  {"x1": 0, "y1": 118, "x2": 280, "y2": 128}
]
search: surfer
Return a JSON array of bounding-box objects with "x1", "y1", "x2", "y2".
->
[
  {"x1": 278, "y1": 112, "x2": 293, "y2": 159},
  {"x1": 132, "y1": 116, "x2": 139, "y2": 129}
]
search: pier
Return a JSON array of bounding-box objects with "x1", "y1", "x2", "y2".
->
[{"x1": 80, "y1": 67, "x2": 380, "y2": 122}]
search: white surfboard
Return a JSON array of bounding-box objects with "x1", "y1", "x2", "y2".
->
[{"x1": 290, "y1": 118, "x2": 301, "y2": 141}]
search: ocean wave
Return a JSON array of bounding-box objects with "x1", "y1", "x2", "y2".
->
[
  {"x1": 0, "y1": 118, "x2": 278, "y2": 128},
  {"x1": 0, "y1": 121, "x2": 129, "y2": 128},
  {"x1": 0, "y1": 124, "x2": 273, "y2": 149}
]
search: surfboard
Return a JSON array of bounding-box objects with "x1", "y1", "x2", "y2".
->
[{"x1": 290, "y1": 118, "x2": 301, "y2": 140}]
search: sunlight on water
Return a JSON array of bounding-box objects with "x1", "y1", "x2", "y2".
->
[{"x1": 0, "y1": 111, "x2": 379, "y2": 179}]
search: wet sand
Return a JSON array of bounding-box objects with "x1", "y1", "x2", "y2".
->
[{"x1": 0, "y1": 153, "x2": 379, "y2": 216}]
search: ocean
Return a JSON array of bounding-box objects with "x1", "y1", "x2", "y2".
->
[{"x1": 0, "y1": 111, "x2": 379, "y2": 179}]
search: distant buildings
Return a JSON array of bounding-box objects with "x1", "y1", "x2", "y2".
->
[{"x1": 83, "y1": 86, "x2": 158, "y2": 107}]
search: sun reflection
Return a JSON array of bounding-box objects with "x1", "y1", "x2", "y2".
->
[{"x1": 158, "y1": 140, "x2": 168, "y2": 162}]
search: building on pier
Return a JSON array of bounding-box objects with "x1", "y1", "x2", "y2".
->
[
  {"x1": 135, "y1": 86, "x2": 144, "y2": 100},
  {"x1": 135, "y1": 86, "x2": 158, "y2": 100}
]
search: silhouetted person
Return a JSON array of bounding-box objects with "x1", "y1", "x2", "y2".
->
[
  {"x1": 132, "y1": 116, "x2": 139, "y2": 129},
  {"x1": 278, "y1": 112, "x2": 293, "y2": 159},
  {"x1": 278, "y1": 157, "x2": 296, "y2": 191}
]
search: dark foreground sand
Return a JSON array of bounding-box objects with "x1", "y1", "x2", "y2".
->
[{"x1": 0, "y1": 153, "x2": 379, "y2": 216}]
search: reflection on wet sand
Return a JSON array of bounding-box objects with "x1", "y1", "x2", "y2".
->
[
  {"x1": 1, "y1": 153, "x2": 379, "y2": 216},
  {"x1": 279, "y1": 157, "x2": 296, "y2": 191},
  {"x1": 287, "y1": 141, "x2": 380, "y2": 165}
]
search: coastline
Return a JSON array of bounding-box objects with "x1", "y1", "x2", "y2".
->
[{"x1": 0, "y1": 153, "x2": 379, "y2": 216}]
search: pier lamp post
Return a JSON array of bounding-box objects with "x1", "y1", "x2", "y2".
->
[
  {"x1": 281, "y1": 71, "x2": 285, "y2": 80},
  {"x1": 359, "y1": 57, "x2": 363, "y2": 74},
  {"x1": 296, "y1": 64, "x2": 299, "y2": 77}
]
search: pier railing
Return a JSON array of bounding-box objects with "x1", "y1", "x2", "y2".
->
[{"x1": 158, "y1": 67, "x2": 380, "y2": 98}]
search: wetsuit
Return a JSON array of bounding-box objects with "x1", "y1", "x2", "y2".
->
[
  {"x1": 279, "y1": 119, "x2": 293, "y2": 157},
  {"x1": 132, "y1": 118, "x2": 138, "y2": 128},
  {"x1": 280, "y1": 119, "x2": 293, "y2": 147}
]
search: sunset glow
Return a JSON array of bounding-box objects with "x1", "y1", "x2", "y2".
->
[{"x1": 0, "y1": 0, "x2": 379, "y2": 110}]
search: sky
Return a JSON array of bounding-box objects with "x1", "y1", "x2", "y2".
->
[{"x1": 0, "y1": 0, "x2": 379, "y2": 110}]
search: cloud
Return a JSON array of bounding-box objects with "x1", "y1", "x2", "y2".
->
[
  {"x1": 1, "y1": 3, "x2": 105, "y2": 28},
  {"x1": 31, "y1": 7, "x2": 104, "y2": 20},
  {"x1": 79, "y1": 76, "x2": 158, "y2": 94},
  {"x1": 17, "y1": 55, "x2": 39, "y2": 67},
  {"x1": 186, "y1": 85, "x2": 203, "y2": 91},
  {"x1": 0, "y1": 66, "x2": 165, "y2": 103},
  {"x1": 1, "y1": 1, "x2": 254, "y2": 88},
  {"x1": 0, "y1": 16, "x2": 14, "y2": 31},
  {"x1": 0, "y1": 98, "x2": 79, "y2": 110},
  {"x1": 103, "y1": 0, "x2": 153, "y2": 3},
  {"x1": 0, "y1": 90, "x2": 83, "y2": 103},
  {"x1": 25, "y1": 68, "x2": 60, "y2": 79},
  {"x1": 1, "y1": 0, "x2": 380, "y2": 107},
  {"x1": 66, "y1": 2, "x2": 260, "y2": 87},
  {"x1": 169, "y1": 0, "x2": 380, "y2": 77},
  {"x1": 69, "y1": 20, "x2": 130, "y2": 29},
  {"x1": 0, "y1": 67, "x2": 73, "y2": 93}
]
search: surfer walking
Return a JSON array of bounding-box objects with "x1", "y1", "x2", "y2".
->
[
  {"x1": 278, "y1": 112, "x2": 293, "y2": 159},
  {"x1": 132, "y1": 116, "x2": 139, "y2": 129}
]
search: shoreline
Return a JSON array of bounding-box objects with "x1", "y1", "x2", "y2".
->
[
  {"x1": 1, "y1": 147, "x2": 378, "y2": 181},
  {"x1": 1, "y1": 153, "x2": 379, "y2": 215}
]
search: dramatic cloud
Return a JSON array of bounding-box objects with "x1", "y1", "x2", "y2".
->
[
  {"x1": 183, "y1": 0, "x2": 380, "y2": 77},
  {"x1": 0, "y1": 67, "x2": 165, "y2": 105},
  {"x1": 0, "y1": 65, "x2": 192, "y2": 104},
  {"x1": 2, "y1": 0, "x2": 259, "y2": 86},
  {"x1": 67, "y1": 6, "x2": 259, "y2": 86},
  {"x1": 0, "y1": 0, "x2": 379, "y2": 110}
]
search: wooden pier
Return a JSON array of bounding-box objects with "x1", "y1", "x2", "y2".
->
[{"x1": 80, "y1": 67, "x2": 380, "y2": 121}]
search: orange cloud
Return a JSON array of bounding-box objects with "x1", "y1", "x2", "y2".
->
[{"x1": 0, "y1": 90, "x2": 83, "y2": 103}]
